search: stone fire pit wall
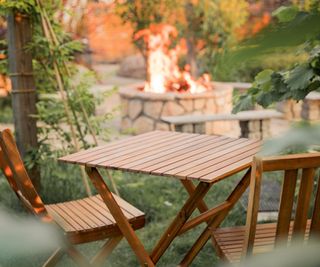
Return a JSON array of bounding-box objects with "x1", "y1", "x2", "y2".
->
[{"x1": 120, "y1": 82, "x2": 234, "y2": 135}]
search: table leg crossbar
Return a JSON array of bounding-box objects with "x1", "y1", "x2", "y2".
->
[
  {"x1": 179, "y1": 168, "x2": 252, "y2": 266},
  {"x1": 85, "y1": 167, "x2": 251, "y2": 267},
  {"x1": 150, "y1": 182, "x2": 213, "y2": 264}
]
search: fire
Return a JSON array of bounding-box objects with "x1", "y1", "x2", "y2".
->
[{"x1": 135, "y1": 24, "x2": 212, "y2": 94}]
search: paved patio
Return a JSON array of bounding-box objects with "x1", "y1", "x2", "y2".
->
[{"x1": 0, "y1": 63, "x2": 291, "y2": 141}]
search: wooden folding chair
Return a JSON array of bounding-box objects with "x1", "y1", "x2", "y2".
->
[
  {"x1": 0, "y1": 129, "x2": 146, "y2": 267},
  {"x1": 212, "y1": 153, "x2": 320, "y2": 263}
]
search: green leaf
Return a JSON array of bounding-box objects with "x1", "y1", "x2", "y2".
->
[
  {"x1": 272, "y1": 6, "x2": 299, "y2": 23},
  {"x1": 256, "y1": 92, "x2": 274, "y2": 108},
  {"x1": 254, "y1": 69, "x2": 274, "y2": 84},
  {"x1": 261, "y1": 122, "x2": 320, "y2": 156},
  {"x1": 232, "y1": 94, "x2": 254, "y2": 113},
  {"x1": 253, "y1": 69, "x2": 274, "y2": 92},
  {"x1": 285, "y1": 64, "x2": 314, "y2": 90},
  {"x1": 270, "y1": 72, "x2": 288, "y2": 93}
]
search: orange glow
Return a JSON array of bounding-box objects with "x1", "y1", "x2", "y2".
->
[
  {"x1": 252, "y1": 12, "x2": 271, "y2": 35},
  {"x1": 41, "y1": 215, "x2": 53, "y2": 223},
  {"x1": 237, "y1": 11, "x2": 271, "y2": 40},
  {"x1": 0, "y1": 75, "x2": 11, "y2": 96},
  {"x1": 135, "y1": 24, "x2": 212, "y2": 94},
  {"x1": 4, "y1": 165, "x2": 12, "y2": 177}
]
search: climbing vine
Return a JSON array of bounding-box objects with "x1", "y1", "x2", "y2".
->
[
  {"x1": 0, "y1": 0, "x2": 117, "y2": 195},
  {"x1": 0, "y1": 0, "x2": 112, "y2": 153}
]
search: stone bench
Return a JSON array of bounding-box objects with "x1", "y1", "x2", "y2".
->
[
  {"x1": 161, "y1": 109, "x2": 283, "y2": 139},
  {"x1": 276, "y1": 92, "x2": 320, "y2": 121}
]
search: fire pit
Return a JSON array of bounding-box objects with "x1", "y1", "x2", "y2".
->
[
  {"x1": 120, "y1": 24, "x2": 233, "y2": 134},
  {"x1": 120, "y1": 82, "x2": 233, "y2": 134}
]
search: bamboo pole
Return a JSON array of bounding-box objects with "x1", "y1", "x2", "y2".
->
[
  {"x1": 36, "y1": 0, "x2": 92, "y2": 196},
  {"x1": 36, "y1": 0, "x2": 120, "y2": 196}
]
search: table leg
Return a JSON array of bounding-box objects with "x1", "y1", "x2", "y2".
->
[
  {"x1": 85, "y1": 167, "x2": 154, "y2": 267},
  {"x1": 181, "y1": 180, "x2": 210, "y2": 213},
  {"x1": 179, "y1": 168, "x2": 252, "y2": 266},
  {"x1": 151, "y1": 182, "x2": 212, "y2": 264},
  {"x1": 181, "y1": 180, "x2": 218, "y2": 250}
]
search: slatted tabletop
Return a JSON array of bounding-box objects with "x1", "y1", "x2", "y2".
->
[{"x1": 59, "y1": 131, "x2": 261, "y2": 183}]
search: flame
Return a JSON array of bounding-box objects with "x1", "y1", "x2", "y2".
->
[{"x1": 135, "y1": 24, "x2": 212, "y2": 94}]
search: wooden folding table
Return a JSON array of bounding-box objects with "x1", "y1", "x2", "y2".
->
[{"x1": 59, "y1": 131, "x2": 261, "y2": 266}]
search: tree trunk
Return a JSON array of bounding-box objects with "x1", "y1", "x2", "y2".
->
[
  {"x1": 184, "y1": 2, "x2": 198, "y2": 77},
  {"x1": 186, "y1": 37, "x2": 198, "y2": 77},
  {"x1": 7, "y1": 13, "x2": 41, "y2": 190}
]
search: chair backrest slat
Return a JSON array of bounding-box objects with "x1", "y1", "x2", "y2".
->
[
  {"x1": 243, "y1": 153, "x2": 320, "y2": 258},
  {"x1": 293, "y1": 168, "x2": 315, "y2": 239},
  {"x1": 310, "y1": 176, "x2": 320, "y2": 235},
  {"x1": 263, "y1": 153, "x2": 320, "y2": 171},
  {"x1": 243, "y1": 157, "x2": 263, "y2": 256},
  {"x1": 0, "y1": 129, "x2": 47, "y2": 217},
  {"x1": 275, "y1": 169, "x2": 298, "y2": 246}
]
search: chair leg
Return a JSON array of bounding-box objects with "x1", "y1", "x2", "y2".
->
[
  {"x1": 91, "y1": 236, "x2": 123, "y2": 267},
  {"x1": 42, "y1": 248, "x2": 64, "y2": 267},
  {"x1": 44, "y1": 236, "x2": 123, "y2": 267},
  {"x1": 86, "y1": 167, "x2": 155, "y2": 267},
  {"x1": 66, "y1": 246, "x2": 92, "y2": 267}
]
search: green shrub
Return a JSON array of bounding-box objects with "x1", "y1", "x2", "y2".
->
[
  {"x1": 213, "y1": 50, "x2": 308, "y2": 82},
  {"x1": 0, "y1": 97, "x2": 13, "y2": 123}
]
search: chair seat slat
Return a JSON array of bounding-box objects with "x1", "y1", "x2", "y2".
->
[
  {"x1": 46, "y1": 194, "x2": 145, "y2": 235},
  {"x1": 214, "y1": 221, "x2": 311, "y2": 263}
]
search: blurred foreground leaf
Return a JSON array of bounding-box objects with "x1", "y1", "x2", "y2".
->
[
  {"x1": 222, "y1": 241, "x2": 320, "y2": 267},
  {"x1": 260, "y1": 122, "x2": 320, "y2": 156},
  {"x1": 0, "y1": 207, "x2": 63, "y2": 261},
  {"x1": 229, "y1": 4, "x2": 320, "y2": 112},
  {"x1": 229, "y1": 10, "x2": 320, "y2": 64},
  {"x1": 272, "y1": 6, "x2": 299, "y2": 22}
]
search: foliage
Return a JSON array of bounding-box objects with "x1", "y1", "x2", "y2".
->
[
  {"x1": 115, "y1": 0, "x2": 179, "y2": 53},
  {"x1": 0, "y1": 40, "x2": 7, "y2": 75},
  {"x1": 260, "y1": 121, "x2": 320, "y2": 156},
  {"x1": 0, "y1": 0, "x2": 38, "y2": 15},
  {"x1": 214, "y1": 49, "x2": 308, "y2": 82},
  {"x1": 196, "y1": 0, "x2": 249, "y2": 73},
  {"x1": 0, "y1": 161, "x2": 88, "y2": 212},
  {"x1": 232, "y1": 242, "x2": 320, "y2": 267},
  {"x1": 233, "y1": 3, "x2": 320, "y2": 112},
  {"x1": 292, "y1": 0, "x2": 318, "y2": 11},
  {"x1": 115, "y1": 0, "x2": 178, "y2": 29},
  {"x1": 0, "y1": 207, "x2": 62, "y2": 262},
  {"x1": 0, "y1": 1, "x2": 113, "y2": 166},
  {"x1": 0, "y1": 97, "x2": 12, "y2": 123},
  {"x1": 116, "y1": 0, "x2": 249, "y2": 76}
]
